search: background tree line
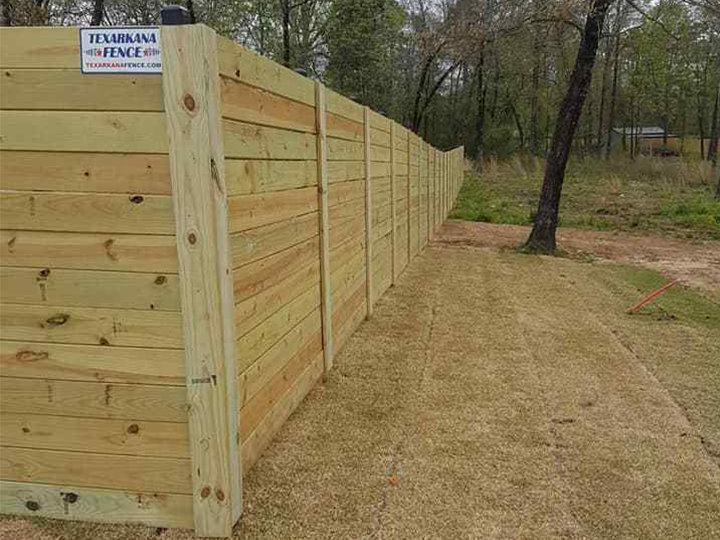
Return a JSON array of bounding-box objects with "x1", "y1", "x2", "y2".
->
[{"x1": 1, "y1": 0, "x2": 718, "y2": 164}]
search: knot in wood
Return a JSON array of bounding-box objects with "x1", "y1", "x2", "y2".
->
[
  {"x1": 25, "y1": 501, "x2": 40, "y2": 512},
  {"x1": 127, "y1": 423, "x2": 140, "y2": 434},
  {"x1": 183, "y1": 93, "x2": 196, "y2": 112},
  {"x1": 129, "y1": 195, "x2": 144, "y2": 204},
  {"x1": 187, "y1": 232, "x2": 197, "y2": 245},
  {"x1": 200, "y1": 487, "x2": 211, "y2": 499},
  {"x1": 215, "y1": 488, "x2": 225, "y2": 502},
  {"x1": 38, "y1": 268, "x2": 51, "y2": 278},
  {"x1": 154, "y1": 275, "x2": 167, "y2": 285},
  {"x1": 62, "y1": 492, "x2": 78, "y2": 504}
]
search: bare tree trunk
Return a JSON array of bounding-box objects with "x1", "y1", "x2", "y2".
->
[
  {"x1": 605, "y1": 3, "x2": 625, "y2": 159},
  {"x1": 91, "y1": 0, "x2": 104, "y2": 25},
  {"x1": 186, "y1": 0, "x2": 196, "y2": 23},
  {"x1": 475, "y1": 52, "x2": 486, "y2": 173},
  {"x1": 524, "y1": 0, "x2": 614, "y2": 254},
  {"x1": 708, "y1": 74, "x2": 719, "y2": 164},
  {"x1": 282, "y1": 0, "x2": 291, "y2": 67},
  {"x1": 530, "y1": 28, "x2": 542, "y2": 155},
  {"x1": 1, "y1": 0, "x2": 12, "y2": 26}
]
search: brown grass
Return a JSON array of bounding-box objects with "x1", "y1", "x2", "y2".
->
[{"x1": 2, "y1": 228, "x2": 719, "y2": 539}]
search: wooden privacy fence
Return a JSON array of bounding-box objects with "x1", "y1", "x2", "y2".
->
[{"x1": 0, "y1": 23, "x2": 464, "y2": 537}]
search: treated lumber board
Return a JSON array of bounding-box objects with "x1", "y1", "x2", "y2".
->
[
  {"x1": 220, "y1": 75, "x2": 315, "y2": 133},
  {"x1": 372, "y1": 218, "x2": 392, "y2": 243},
  {"x1": 239, "y1": 327, "x2": 322, "y2": 441},
  {"x1": 368, "y1": 110, "x2": 391, "y2": 132},
  {"x1": 0, "y1": 267, "x2": 180, "y2": 311},
  {"x1": 0, "y1": 480, "x2": 194, "y2": 529},
  {"x1": 236, "y1": 283, "x2": 321, "y2": 373},
  {"x1": 237, "y1": 308, "x2": 321, "y2": 407},
  {"x1": 327, "y1": 161, "x2": 364, "y2": 183},
  {"x1": 0, "y1": 377, "x2": 187, "y2": 422},
  {"x1": 370, "y1": 145, "x2": 391, "y2": 163},
  {"x1": 235, "y1": 259, "x2": 320, "y2": 339},
  {"x1": 332, "y1": 276, "x2": 366, "y2": 345},
  {"x1": 229, "y1": 212, "x2": 318, "y2": 268},
  {"x1": 223, "y1": 118, "x2": 316, "y2": 160},
  {"x1": 330, "y1": 253, "x2": 365, "y2": 300},
  {"x1": 325, "y1": 87, "x2": 364, "y2": 124},
  {"x1": 0, "y1": 69, "x2": 163, "y2": 111},
  {"x1": 227, "y1": 186, "x2": 317, "y2": 233},
  {"x1": 0, "y1": 27, "x2": 79, "y2": 68},
  {"x1": 240, "y1": 350, "x2": 323, "y2": 473},
  {"x1": 233, "y1": 235, "x2": 319, "y2": 301},
  {"x1": 370, "y1": 127, "x2": 391, "y2": 147},
  {"x1": 329, "y1": 236, "x2": 365, "y2": 278},
  {"x1": 0, "y1": 413, "x2": 190, "y2": 458},
  {"x1": 216, "y1": 36, "x2": 315, "y2": 107},
  {"x1": 328, "y1": 196, "x2": 365, "y2": 224},
  {"x1": 225, "y1": 159, "x2": 316, "y2": 196},
  {"x1": 333, "y1": 292, "x2": 366, "y2": 355},
  {"x1": 0, "y1": 303, "x2": 184, "y2": 349},
  {"x1": 328, "y1": 179, "x2": 365, "y2": 208},
  {"x1": 0, "y1": 111, "x2": 167, "y2": 154},
  {"x1": 326, "y1": 112, "x2": 364, "y2": 142},
  {"x1": 327, "y1": 138, "x2": 363, "y2": 161},
  {"x1": 0, "y1": 151, "x2": 172, "y2": 195},
  {"x1": 0, "y1": 341, "x2": 185, "y2": 386},
  {"x1": 315, "y1": 82, "x2": 333, "y2": 373},
  {"x1": 162, "y1": 24, "x2": 241, "y2": 533},
  {"x1": 329, "y1": 213, "x2": 365, "y2": 252},
  {"x1": 371, "y1": 162, "x2": 391, "y2": 177},
  {"x1": 0, "y1": 447, "x2": 192, "y2": 494},
  {"x1": 0, "y1": 230, "x2": 178, "y2": 273},
  {"x1": 0, "y1": 191, "x2": 174, "y2": 235}
]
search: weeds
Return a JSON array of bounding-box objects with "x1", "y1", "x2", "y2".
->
[{"x1": 453, "y1": 154, "x2": 720, "y2": 240}]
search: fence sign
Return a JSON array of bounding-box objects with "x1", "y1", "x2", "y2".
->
[{"x1": 80, "y1": 27, "x2": 162, "y2": 74}]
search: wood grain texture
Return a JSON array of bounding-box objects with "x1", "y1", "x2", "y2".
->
[
  {"x1": 0, "y1": 230, "x2": 178, "y2": 272},
  {"x1": 0, "y1": 191, "x2": 174, "y2": 235},
  {"x1": 0, "y1": 303, "x2": 183, "y2": 349},
  {"x1": 225, "y1": 159, "x2": 316, "y2": 196},
  {"x1": 230, "y1": 212, "x2": 318, "y2": 269},
  {"x1": 0, "y1": 27, "x2": 79, "y2": 68},
  {"x1": 233, "y1": 235, "x2": 319, "y2": 302},
  {"x1": 0, "y1": 341, "x2": 184, "y2": 386},
  {"x1": 237, "y1": 307, "x2": 321, "y2": 408},
  {"x1": 220, "y1": 75, "x2": 315, "y2": 133},
  {"x1": 0, "y1": 413, "x2": 189, "y2": 458},
  {"x1": 0, "y1": 446, "x2": 192, "y2": 494},
  {"x1": 390, "y1": 123, "x2": 397, "y2": 285},
  {"x1": 227, "y1": 186, "x2": 318, "y2": 233},
  {"x1": 217, "y1": 36, "x2": 315, "y2": 107},
  {"x1": 0, "y1": 480, "x2": 194, "y2": 529},
  {"x1": 0, "y1": 377, "x2": 187, "y2": 422},
  {"x1": 0, "y1": 111, "x2": 167, "y2": 153},
  {"x1": 0, "y1": 267, "x2": 180, "y2": 311},
  {"x1": 223, "y1": 118, "x2": 316, "y2": 160},
  {"x1": 240, "y1": 351, "x2": 322, "y2": 474},
  {"x1": 161, "y1": 25, "x2": 240, "y2": 534},
  {"x1": 0, "y1": 69, "x2": 163, "y2": 111},
  {"x1": 0, "y1": 151, "x2": 172, "y2": 195}
]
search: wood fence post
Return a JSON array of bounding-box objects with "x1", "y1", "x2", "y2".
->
[
  {"x1": 418, "y1": 139, "x2": 423, "y2": 251},
  {"x1": 364, "y1": 107, "x2": 373, "y2": 317},
  {"x1": 406, "y1": 131, "x2": 411, "y2": 265},
  {"x1": 315, "y1": 82, "x2": 333, "y2": 373},
  {"x1": 161, "y1": 24, "x2": 241, "y2": 538},
  {"x1": 390, "y1": 123, "x2": 397, "y2": 285}
]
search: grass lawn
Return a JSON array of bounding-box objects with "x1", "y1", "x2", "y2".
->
[{"x1": 451, "y1": 154, "x2": 720, "y2": 241}]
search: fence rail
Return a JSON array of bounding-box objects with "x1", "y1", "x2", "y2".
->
[{"x1": 0, "y1": 23, "x2": 464, "y2": 537}]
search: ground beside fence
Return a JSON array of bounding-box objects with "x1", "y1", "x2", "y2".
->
[{"x1": 2, "y1": 226, "x2": 719, "y2": 539}]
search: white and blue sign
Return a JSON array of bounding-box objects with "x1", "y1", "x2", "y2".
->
[{"x1": 80, "y1": 27, "x2": 162, "y2": 74}]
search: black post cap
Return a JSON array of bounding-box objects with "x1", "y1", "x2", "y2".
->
[{"x1": 161, "y1": 5, "x2": 192, "y2": 25}]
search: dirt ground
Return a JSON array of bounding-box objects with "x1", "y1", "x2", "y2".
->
[
  {"x1": 439, "y1": 220, "x2": 720, "y2": 303},
  {"x1": 2, "y1": 223, "x2": 719, "y2": 539}
]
